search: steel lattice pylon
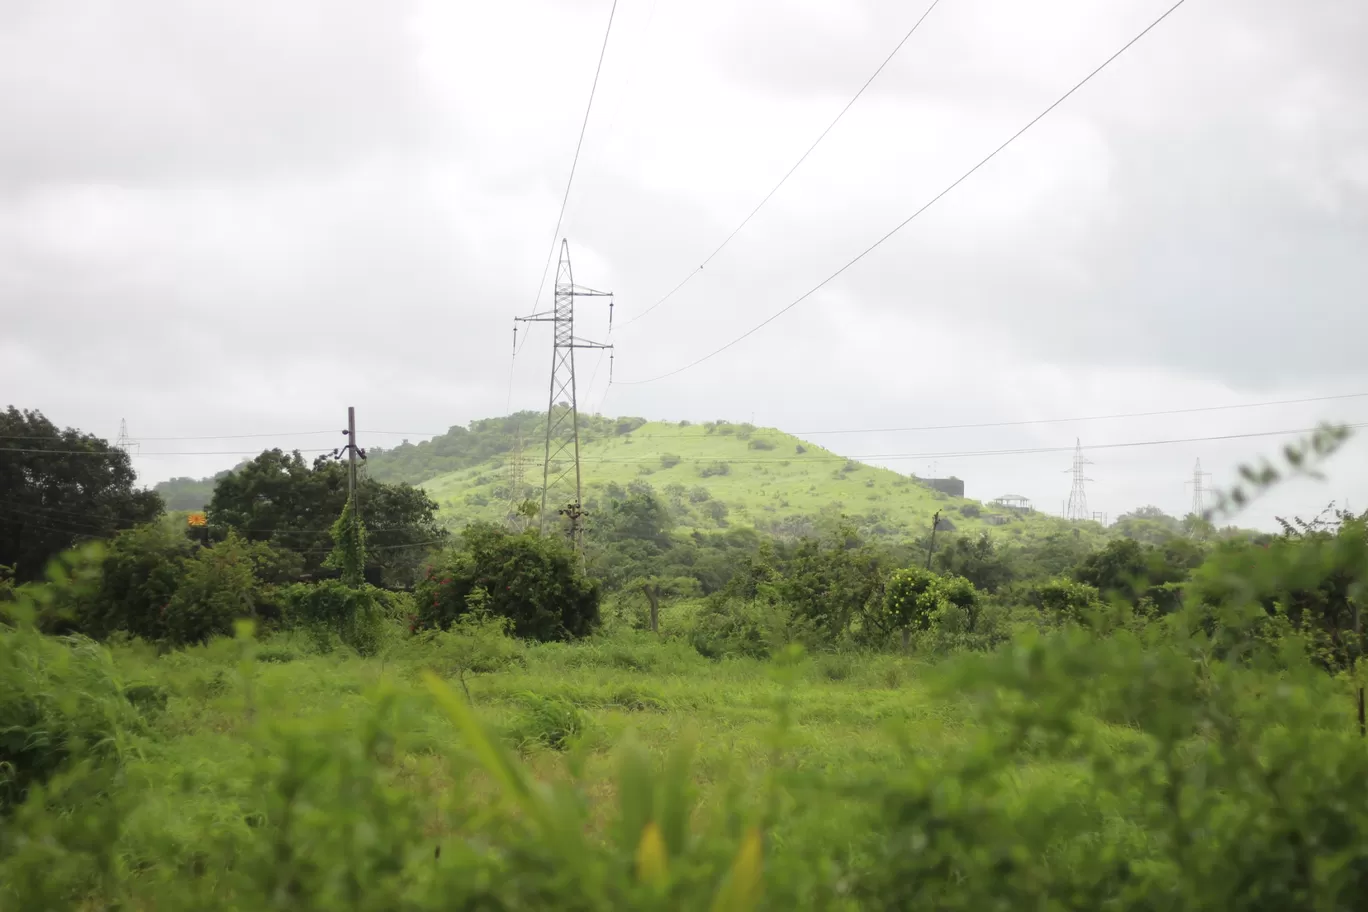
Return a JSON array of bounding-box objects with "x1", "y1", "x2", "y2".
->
[
  {"x1": 1064, "y1": 438, "x2": 1093, "y2": 522},
  {"x1": 514, "y1": 239, "x2": 613, "y2": 552}
]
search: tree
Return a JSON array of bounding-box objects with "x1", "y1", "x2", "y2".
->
[
  {"x1": 163, "y1": 533, "x2": 258, "y2": 646},
  {"x1": 777, "y1": 524, "x2": 889, "y2": 639},
  {"x1": 75, "y1": 523, "x2": 192, "y2": 641},
  {"x1": 1112, "y1": 506, "x2": 1185, "y2": 545},
  {"x1": 933, "y1": 533, "x2": 1015, "y2": 593},
  {"x1": 0, "y1": 408, "x2": 163, "y2": 582},
  {"x1": 206, "y1": 449, "x2": 445, "y2": 585},
  {"x1": 416, "y1": 524, "x2": 600, "y2": 642}
]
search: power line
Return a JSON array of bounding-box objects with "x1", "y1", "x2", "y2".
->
[
  {"x1": 568, "y1": 422, "x2": 1368, "y2": 464},
  {"x1": 528, "y1": 0, "x2": 620, "y2": 312},
  {"x1": 620, "y1": 0, "x2": 944, "y2": 329},
  {"x1": 616, "y1": 0, "x2": 1191, "y2": 385},
  {"x1": 358, "y1": 390, "x2": 1368, "y2": 441},
  {"x1": 0, "y1": 447, "x2": 336, "y2": 457},
  {"x1": 788, "y1": 391, "x2": 1368, "y2": 436}
]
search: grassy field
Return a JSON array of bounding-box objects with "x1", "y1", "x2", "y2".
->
[
  {"x1": 421, "y1": 420, "x2": 1075, "y2": 542},
  {"x1": 75, "y1": 624, "x2": 967, "y2": 906},
  {"x1": 11, "y1": 605, "x2": 1368, "y2": 907}
]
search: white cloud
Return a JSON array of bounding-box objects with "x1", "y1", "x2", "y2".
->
[{"x1": 0, "y1": 0, "x2": 1364, "y2": 529}]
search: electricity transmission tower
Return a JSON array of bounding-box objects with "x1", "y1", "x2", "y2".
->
[
  {"x1": 504, "y1": 431, "x2": 527, "y2": 529},
  {"x1": 114, "y1": 419, "x2": 139, "y2": 457},
  {"x1": 1064, "y1": 438, "x2": 1093, "y2": 522},
  {"x1": 514, "y1": 239, "x2": 614, "y2": 551},
  {"x1": 1187, "y1": 458, "x2": 1212, "y2": 517}
]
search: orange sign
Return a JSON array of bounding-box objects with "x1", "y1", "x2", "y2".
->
[{"x1": 187, "y1": 512, "x2": 207, "y2": 527}]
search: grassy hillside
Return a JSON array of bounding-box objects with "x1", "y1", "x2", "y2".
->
[{"x1": 418, "y1": 419, "x2": 1084, "y2": 544}]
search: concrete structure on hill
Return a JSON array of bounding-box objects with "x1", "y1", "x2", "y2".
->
[
  {"x1": 918, "y1": 477, "x2": 965, "y2": 498},
  {"x1": 992, "y1": 494, "x2": 1034, "y2": 513}
]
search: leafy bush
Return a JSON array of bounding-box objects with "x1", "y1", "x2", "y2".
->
[
  {"x1": 1022, "y1": 576, "x2": 1105, "y2": 626},
  {"x1": 507, "y1": 693, "x2": 587, "y2": 751},
  {"x1": 959, "y1": 503, "x2": 981, "y2": 518},
  {"x1": 411, "y1": 609, "x2": 523, "y2": 697},
  {"x1": 416, "y1": 524, "x2": 600, "y2": 641},
  {"x1": 697, "y1": 461, "x2": 730, "y2": 478},
  {"x1": 660, "y1": 453, "x2": 681, "y2": 469},
  {"x1": 76, "y1": 524, "x2": 193, "y2": 641},
  {"x1": 162, "y1": 533, "x2": 258, "y2": 646},
  {"x1": 1, "y1": 570, "x2": 140, "y2": 814},
  {"x1": 280, "y1": 580, "x2": 388, "y2": 656}
]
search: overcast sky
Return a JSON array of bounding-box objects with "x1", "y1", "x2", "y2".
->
[{"x1": 2, "y1": 0, "x2": 1365, "y2": 528}]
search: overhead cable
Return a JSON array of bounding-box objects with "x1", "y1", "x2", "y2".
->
[{"x1": 615, "y1": 0, "x2": 1191, "y2": 385}]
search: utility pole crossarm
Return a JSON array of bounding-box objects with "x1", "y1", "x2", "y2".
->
[
  {"x1": 563, "y1": 285, "x2": 613, "y2": 297},
  {"x1": 571, "y1": 338, "x2": 614, "y2": 350},
  {"x1": 515, "y1": 311, "x2": 558, "y2": 323}
]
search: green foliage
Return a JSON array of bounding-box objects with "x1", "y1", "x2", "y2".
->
[
  {"x1": 879, "y1": 566, "x2": 939, "y2": 635},
  {"x1": 775, "y1": 524, "x2": 888, "y2": 639},
  {"x1": 1022, "y1": 576, "x2": 1105, "y2": 625},
  {"x1": 75, "y1": 523, "x2": 193, "y2": 641},
  {"x1": 0, "y1": 572, "x2": 140, "y2": 813},
  {"x1": 152, "y1": 471, "x2": 230, "y2": 511},
  {"x1": 931, "y1": 531, "x2": 1014, "y2": 592},
  {"x1": 323, "y1": 496, "x2": 366, "y2": 587},
  {"x1": 411, "y1": 609, "x2": 523, "y2": 697},
  {"x1": 660, "y1": 453, "x2": 681, "y2": 469},
  {"x1": 697, "y1": 461, "x2": 730, "y2": 478},
  {"x1": 206, "y1": 448, "x2": 445, "y2": 585},
  {"x1": 0, "y1": 406, "x2": 164, "y2": 582},
  {"x1": 1186, "y1": 514, "x2": 1368, "y2": 671},
  {"x1": 508, "y1": 692, "x2": 588, "y2": 751},
  {"x1": 280, "y1": 579, "x2": 388, "y2": 656},
  {"x1": 417, "y1": 524, "x2": 600, "y2": 641},
  {"x1": 163, "y1": 532, "x2": 258, "y2": 646}
]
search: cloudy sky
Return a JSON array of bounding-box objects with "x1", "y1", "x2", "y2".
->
[{"x1": 2, "y1": 0, "x2": 1365, "y2": 528}]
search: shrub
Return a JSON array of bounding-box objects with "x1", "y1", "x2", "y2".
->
[
  {"x1": 162, "y1": 533, "x2": 258, "y2": 646},
  {"x1": 698, "y1": 461, "x2": 730, "y2": 478},
  {"x1": 1024, "y1": 577, "x2": 1105, "y2": 626},
  {"x1": 747, "y1": 438, "x2": 776, "y2": 451},
  {"x1": 281, "y1": 580, "x2": 388, "y2": 656},
  {"x1": 660, "y1": 453, "x2": 681, "y2": 469},
  {"x1": 412, "y1": 610, "x2": 523, "y2": 698},
  {"x1": 1, "y1": 565, "x2": 141, "y2": 814},
  {"x1": 75, "y1": 524, "x2": 193, "y2": 641},
  {"x1": 959, "y1": 503, "x2": 981, "y2": 518},
  {"x1": 416, "y1": 524, "x2": 599, "y2": 641},
  {"x1": 508, "y1": 693, "x2": 587, "y2": 751}
]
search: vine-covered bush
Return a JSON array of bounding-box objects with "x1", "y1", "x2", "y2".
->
[
  {"x1": 280, "y1": 580, "x2": 388, "y2": 655},
  {"x1": 416, "y1": 524, "x2": 599, "y2": 641}
]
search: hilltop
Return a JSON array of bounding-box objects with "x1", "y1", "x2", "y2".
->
[
  {"x1": 153, "y1": 411, "x2": 1097, "y2": 545},
  {"x1": 364, "y1": 414, "x2": 1085, "y2": 544}
]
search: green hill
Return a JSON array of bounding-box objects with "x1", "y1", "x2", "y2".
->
[
  {"x1": 389, "y1": 416, "x2": 1081, "y2": 544},
  {"x1": 154, "y1": 412, "x2": 1095, "y2": 546}
]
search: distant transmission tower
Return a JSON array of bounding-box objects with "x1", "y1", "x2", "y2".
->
[
  {"x1": 504, "y1": 432, "x2": 526, "y2": 528},
  {"x1": 1064, "y1": 438, "x2": 1093, "y2": 522},
  {"x1": 514, "y1": 239, "x2": 614, "y2": 552},
  {"x1": 114, "y1": 419, "x2": 140, "y2": 457},
  {"x1": 1187, "y1": 458, "x2": 1212, "y2": 517}
]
